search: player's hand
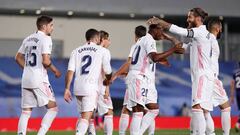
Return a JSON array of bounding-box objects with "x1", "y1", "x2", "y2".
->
[
  {"x1": 54, "y1": 69, "x2": 61, "y2": 78},
  {"x1": 110, "y1": 75, "x2": 117, "y2": 83},
  {"x1": 146, "y1": 16, "x2": 162, "y2": 25},
  {"x1": 103, "y1": 79, "x2": 111, "y2": 86},
  {"x1": 104, "y1": 86, "x2": 110, "y2": 99},
  {"x1": 64, "y1": 89, "x2": 72, "y2": 103},
  {"x1": 158, "y1": 58, "x2": 171, "y2": 67},
  {"x1": 174, "y1": 43, "x2": 185, "y2": 54}
]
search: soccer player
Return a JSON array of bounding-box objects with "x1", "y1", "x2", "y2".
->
[
  {"x1": 204, "y1": 18, "x2": 231, "y2": 135},
  {"x1": 15, "y1": 15, "x2": 61, "y2": 135},
  {"x1": 125, "y1": 24, "x2": 182, "y2": 135},
  {"x1": 147, "y1": 8, "x2": 214, "y2": 135},
  {"x1": 64, "y1": 29, "x2": 112, "y2": 135},
  {"x1": 112, "y1": 25, "x2": 156, "y2": 135},
  {"x1": 230, "y1": 62, "x2": 240, "y2": 132},
  {"x1": 97, "y1": 30, "x2": 114, "y2": 135}
]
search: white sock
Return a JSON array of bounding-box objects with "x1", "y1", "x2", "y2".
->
[
  {"x1": 139, "y1": 109, "x2": 159, "y2": 135},
  {"x1": 88, "y1": 119, "x2": 96, "y2": 135},
  {"x1": 18, "y1": 110, "x2": 31, "y2": 135},
  {"x1": 148, "y1": 119, "x2": 155, "y2": 135},
  {"x1": 119, "y1": 113, "x2": 129, "y2": 135},
  {"x1": 130, "y1": 112, "x2": 143, "y2": 135},
  {"x1": 192, "y1": 109, "x2": 206, "y2": 135},
  {"x1": 190, "y1": 117, "x2": 193, "y2": 135},
  {"x1": 104, "y1": 115, "x2": 113, "y2": 135},
  {"x1": 221, "y1": 107, "x2": 231, "y2": 135},
  {"x1": 76, "y1": 118, "x2": 89, "y2": 135},
  {"x1": 204, "y1": 112, "x2": 215, "y2": 135},
  {"x1": 37, "y1": 107, "x2": 58, "y2": 135}
]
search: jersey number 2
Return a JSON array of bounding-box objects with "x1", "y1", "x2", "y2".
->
[
  {"x1": 236, "y1": 76, "x2": 240, "y2": 89},
  {"x1": 81, "y1": 55, "x2": 92, "y2": 75}
]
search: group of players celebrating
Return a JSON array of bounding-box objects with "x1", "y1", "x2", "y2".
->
[{"x1": 15, "y1": 6, "x2": 240, "y2": 135}]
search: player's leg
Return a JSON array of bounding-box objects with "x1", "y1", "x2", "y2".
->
[
  {"x1": 213, "y1": 79, "x2": 231, "y2": 135},
  {"x1": 119, "y1": 106, "x2": 130, "y2": 135},
  {"x1": 18, "y1": 108, "x2": 32, "y2": 135},
  {"x1": 236, "y1": 94, "x2": 240, "y2": 132},
  {"x1": 192, "y1": 104, "x2": 206, "y2": 135},
  {"x1": 140, "y1": 83, "x2": 158, "y2": 135},
  {"x1": 87, "y1": 112, "x2": 96, "y2": 135},
  {"x1": 104, "y1": 109, "x2": 113, "y2": 135},
  {"x1": 204, "y1": 110, "x2": 215, "y2": 135},
  {"x1": 37, "y1": 101, "x2": 58, "y2": 135},
  {"x1": 219, "y1": 102, "x2": 231, "y2": 135},
  {"x1": 76, "y1": 95, "x2": 96, "y2": 135},
  {"x1": 18, "y1": 88, "x2": 36, "y2": 135},
  {"x1": 139, "y1": 103, "x2": 159, "y2": 135},
  {"x1": 191, "y1": 76, "x2": 214, "y2": 135},
  {"x1": 130, "y1": 104, "x2": 144, "y2": 135},
  {"x1": 148, "y1": 118, "x2": 155, "y2": 135}
]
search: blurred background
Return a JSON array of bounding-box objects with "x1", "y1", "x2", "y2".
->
[{"x1": 0, "y1": 0, "x2": 239, "y2": 131}]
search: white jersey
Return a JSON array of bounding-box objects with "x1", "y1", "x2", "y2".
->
[
  {"x1": 209, "y1": 34, "x2": 220, "y2": 77},
  {"x1": 128, "y1": 33, "x2": 157, "y2": 78},
  {"x1": 68, "y1": 42, "x2": 112, "y2": 96},
  {"x1": 128, "y1": 44, "x2": 137, "y2": 58},
  {"x1": 170, "y1": 25, "x2": 214, "y2": 80},
  {"x1": 18, "y1": 31, "x2": 52, "y2": 88}
]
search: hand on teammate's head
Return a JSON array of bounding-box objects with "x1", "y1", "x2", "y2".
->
[{"x1": 146, "y1": 16, "x2": 161, "y2": 25}]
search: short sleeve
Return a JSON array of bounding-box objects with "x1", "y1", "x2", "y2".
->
[
  {"x1": 128, "y1": 45, "x2": 136, "y2": 58},
  {"x1": 42, "y1": 36, "x2": 52, "y2": 54},
  {"x1": 102, "y1": 49, "x2": 112, "y2": 74},
  {"x1": 145, "y1": 37, "x2": 157, "y2": 55},
  {"x1": 18, "y1": 41, "x2": 25, "y2": 54},
  {"x1": 68, "y1": 50, "x2": 76, "y2": 72}
]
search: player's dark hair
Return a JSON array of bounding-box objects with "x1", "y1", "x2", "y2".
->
[
  {"x1": 99, "y1": 30, "x2": 109, "y2": 42},
  {"x1": 239, "y1": 62, "x2": 240, "y2": 68},
  {"x1": 36, "y1": 15, "x2": 53, "y2": 30},
  {"x1": 85, "y1": 29, "x2": 99, "y2": 41},
  {"x1": 207, "y1": 18, "x2": 222, "y2": 31},
  {"x1": 148, "y1": 24, "x2": 161, "y2": 33},
  {"x1": 190, "y1": 7, "x2": 208, "y2": 22},
  {"x1": 135, "y1": 25, "x2": 146, "y2": 38}
]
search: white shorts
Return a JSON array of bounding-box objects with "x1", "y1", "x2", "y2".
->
[
  {"x1": 145, "y1": 82, "x2": 158, "y2": 105},
  {"x1": 211, "y1": 79, "x2": 228, "y2": 107},
  {"x1": 122, "y1": 89, "x2": 133, "y2": 111},
  {"x1": 97, "y1": 93, "x2": 113, "y2": 116},
  {"x1": 21, "y1": 82, "x2": 55, "y2": 108},
  {"x1": 192, "y1": 75, "x2": 214, "y2": 111},
  {"x1": 126, "y1": 74, "x2": 148, "y2": 109},
  {"x1": 76, "y1": 93, "x2": 97, "y2": 113}
]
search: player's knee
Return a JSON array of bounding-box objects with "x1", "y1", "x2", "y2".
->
[
  {"x1": 48, "y1": 106, "x2": 58, "y2": 113},
  {"x1": 122, "y1": 106, "x2": 130, "y2": 114},
  {"x1": 146, "y1": 103, "x2": 159, "y2": 110},
  {"x1": 192, "y1": 104, "x2": 201, "y2": 109},
  {"x1": 46, "y1": 101, "x2": 57, "y2": 109},
  {"x1": 106, "y1": 109, "x2": 113, "y2": 115},
  {"x1": 219, "y1": 101, "x2": 230, "y2": 110}
]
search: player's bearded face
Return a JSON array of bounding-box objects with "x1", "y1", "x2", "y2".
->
[
  {"x1": 217, "y1": 25, "x2": 222, "y2": 39},
  {"x1": 46, "y1": 22, "x2": 54, "y2": 36},
  {"x1": 187, "y1": 12, "x2": 196, "y2": 28}
]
